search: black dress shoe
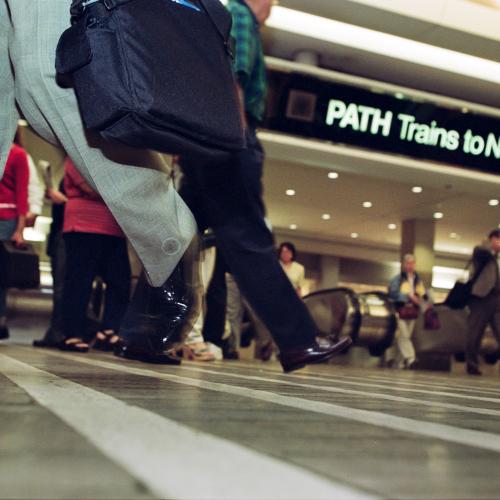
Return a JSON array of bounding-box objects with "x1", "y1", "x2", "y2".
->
[
  {"x1": 114, "y1": 340, "x2": 181, "y2": 365},
  {"x1": 0, "y1": 326, "x2": 9, "y2": 340},
  {"x1": 221, "y1": 336, "x2": 239, "y2": 360},
  {"x1": 466, "y1": 364, "x2": 482, "y2": 376},
  {"x1": 279, "y1": 336, "x2": 352, "y2": 373},
  {"x1": 33, "y1": 338, "x2": 61, "y2": 348}
]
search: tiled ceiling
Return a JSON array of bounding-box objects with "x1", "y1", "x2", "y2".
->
[{"x1": 262, "y1": 159, "x2": 500, "y2": 256}]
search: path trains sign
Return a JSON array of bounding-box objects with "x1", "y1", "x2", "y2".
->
[{"x1": 264, "y1": 70, "x2": 500, "y2": 174}]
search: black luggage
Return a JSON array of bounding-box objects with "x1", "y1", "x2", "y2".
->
[
  {"x1": 0, "y1": 241, "x2": 40, "y2": 289},
  {"x1": 56, "y1": 0, "x2": 245, "y2": 160},
  {"x1": 444, "y1": 281, "x2": 472, "y2": 310}
]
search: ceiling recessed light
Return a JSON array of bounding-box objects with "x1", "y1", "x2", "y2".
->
[
  {"x1": 351, "y1": 232, "x2": 359, "y2": 239},
  {"x1": 433, "y1": 212, "x2": 444, "y2": 219},
  {"x1": 327, "y1": 172, "x2": 339, "y2": 179},
  {"x1": 388, "y1": 223, "x2": 397, "y2": 230},
  {"x1": 362, "y1": 201, "x2": 373, "y2": 208},
  {"x1": 286, "y1": 189, "x2": 296, "y2": 196},
  {"x1": 488, "y1": 199, "x2": 499, "y2": 206},
  {"x1": 321, "y1": 213, "x2": 331, "y2": 220},
  {"x1": 394, "y1": 92, "x2": 405, "y2": 100},
  {"x1": 289, "y1": 224, "x2": 297, "y2": 230},
  {"x1": 412, "y1": 186, "x2": 423, "y2": 193}
]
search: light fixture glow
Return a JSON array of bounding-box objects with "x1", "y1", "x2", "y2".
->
[
  {"x1": 362, "y1": 201, "x2": 373, "y2": 208},
  {"x1": 351, "y1": 232, "x2": 359, "y2": 239},
  {"x1": 266, "y1": 6, "x2": 500, "y2": 85},
  {"x1": 412, "y1": 186, "x2": 423, "y2": 193},
  {"x1": 289, "y1": 224, "x2": 297, "y2": 230},
  {"x1": 450, "y1": 232, "x2": 458, "y2": 239},
  {"x1": 286, "y1": 189, "x2": 296, "y2": 196},
  {"x1": 433, "y1": 212, "x2": 444, "y2": 219},
  {"x1": 321, "y1": 213, "x2": 331, "y2": 220},
  {"x1": 488, "y1": 199, "x2": 499, "y2": 206},
  {"x1": 388, "y1": 223, "x2": 397, "y2": 230},
  {"x1": 327, "y1": 172, "x2": 339, "y2": 179}
]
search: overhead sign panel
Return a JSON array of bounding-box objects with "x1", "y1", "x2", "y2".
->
[{"x1": 264, "y1": 71, "x2": 500, "y2": 174}]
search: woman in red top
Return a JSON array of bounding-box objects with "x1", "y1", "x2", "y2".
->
[
  {"x1": 0, "y1": 143, "x2": 29, "y2": 340},
  {"x1": 60, "y1": 158, "x2": 131, "y2": 352}
]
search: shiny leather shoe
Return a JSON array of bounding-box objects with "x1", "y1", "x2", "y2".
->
[
  {"x1": 279, "y1": 336, "x2": 352, "y2": 373},
  {"x1": 114, "y1": 339, "x2": 181, "y2": 365},
  {"x1": 33, "y1": 338, "x2": 61, "y2": 348},
  {"x1": 118, "y1": 242, "x2": 203, "y2": 358}
]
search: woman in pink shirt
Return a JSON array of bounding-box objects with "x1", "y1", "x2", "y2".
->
[
  {"x1": 60, "y1": 158, "x2": 130, "y2": 352},
  {"x1": 0, "y1": 142, "x2": 29, "y2": 340}
]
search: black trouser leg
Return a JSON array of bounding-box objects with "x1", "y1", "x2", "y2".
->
[
  {"x1": 44, "y1": 231, "x2": 66, "y2": 343},
  {"x1": 201, "y1": 250, "x2": 227, "y2": 346},
  {"x1": 466, "y1": 296, "x2": 494, "y2": 369},
  {"x1": 62, "y1": 233, "x2": 102, "y2": 340},
  {"x1": 181, "y1": 129, "x2": 317, "y2": 351},
  {"x1": 100, "y1": 237, "x2": 131, "y2": 333}
]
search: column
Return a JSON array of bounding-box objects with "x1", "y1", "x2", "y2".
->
[
  {"x1": 401, "y1": 219, "x2": 435, "y2": 287},
  {"x1": 319, "y1": 255, "x2": 340, "y2": 290}
]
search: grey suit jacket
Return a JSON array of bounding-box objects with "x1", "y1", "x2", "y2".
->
[
  {"x1": 471, "y1": 257, "x2": 499, "y2": 298},
  {"x1": 0, "y1": 0, "x2": 19, "y2": 175}
]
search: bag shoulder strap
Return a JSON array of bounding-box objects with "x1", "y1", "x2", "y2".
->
[{"x1": 199, "y1": 0, "x2": 233, "y2": 53}]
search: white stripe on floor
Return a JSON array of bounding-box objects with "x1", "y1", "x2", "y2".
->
[
  {"x1": 169, "y1": 364, "x2": 500, "y2": 417},
  {"x1": 43, "y1": 352, "x2": 500, "y2": 454},
  {"x1": 0, "y1": 353, "x2": 375, "y2": 500},
  {"x1": 204, "y1": 363, "x2": 500, "y2": 404},
  {"x1": 221, "y1": 361, "x2": 500, "y2": 396}
]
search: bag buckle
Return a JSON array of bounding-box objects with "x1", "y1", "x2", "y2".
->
[{"x1": 70, "y1": 0, "x2": 115, "y2": 18}]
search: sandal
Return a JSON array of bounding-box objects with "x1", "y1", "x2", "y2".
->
[
  {"x1": 93, "y1": 330, "x2": 120, "y2": 351},
  {"x1": 59, "y1": 338, "x2": 89, "y2": 353},
  {"x1": 181, "y1": 342, "x2": 216, "y2": 362}
]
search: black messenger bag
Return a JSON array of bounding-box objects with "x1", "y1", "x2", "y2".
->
[
  {"x1": 56, "y1": 0, "x2": 245, "y2": 159},
  {"x1": 0, "y1": 241, "x2": 40, "y2": 290}
]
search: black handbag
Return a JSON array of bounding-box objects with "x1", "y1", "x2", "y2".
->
[
  {"x1": 444, "y1": 280, "x2": 472, "y2": 309},
  {"x1": 0, "y1": 241, "x2": 40, "y2": 289},
  {"x1": 56, "y1": 0, "x2": 245, "y2": 160}
]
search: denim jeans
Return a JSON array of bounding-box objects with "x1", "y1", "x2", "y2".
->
[{"x1": 0, "y1": 218, "x2": 17, "y2": 317}]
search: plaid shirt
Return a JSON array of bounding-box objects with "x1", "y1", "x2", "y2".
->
[{"x1": 227, "y1": 0, "x2": 267, "y2": 123}]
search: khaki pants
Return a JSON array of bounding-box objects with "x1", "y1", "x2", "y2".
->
[{"x1": 386, "y1": 318, "x2": 416, "y2": 367}]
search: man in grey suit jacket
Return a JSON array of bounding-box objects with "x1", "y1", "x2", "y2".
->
[
  {"x1": 466, "y1": 229, "x2": 500, "y2": 375},
  {"x1": 0, "y1": 0, "x2": 197, "y2": 290}
]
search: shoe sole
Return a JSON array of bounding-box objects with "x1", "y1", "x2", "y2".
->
[{"x1": 282, "y1": 337, "x2": 353, "y2": 373}]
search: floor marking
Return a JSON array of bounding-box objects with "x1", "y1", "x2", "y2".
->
[
  {"x1": 200, "y1": 363, "x2": 500, "y2": 404},
  {"x1": 37, "y1": 351, "x2": 500, "y2": 454},
  {"x1": 169, "y1": 364, "x2": 500, "y2": 416},
  {"x1": 218, "y1": 362, "x2": 500, "y2": 396},
  {"x1": 0, "y1": 353, "x2": 375, "y2": 500}
]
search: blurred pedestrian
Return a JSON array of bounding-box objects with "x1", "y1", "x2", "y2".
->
[
  {"x1": 278, "y1": 242, "x2": 306, "y2": 297},
  {"x1": 465, "y1": 230, "x2": 500, "y2": 375},
  {"x1": 387, "y1": 254, "x2": 430, "y2": 369},
  {"x1": 60, "y1": 158, "x2": 131, "y2": 352},
  {"x1": 0, "y1": 141, "x2": 29, "y2": 340}
]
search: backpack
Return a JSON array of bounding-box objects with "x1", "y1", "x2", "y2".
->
[{"x1": 56, "y1": 0, "x2": 245, "y2": 160}]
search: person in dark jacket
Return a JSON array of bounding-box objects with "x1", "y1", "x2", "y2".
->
[{"x1": 465, "y1": 230, "x2": 500, "y2": 375}]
